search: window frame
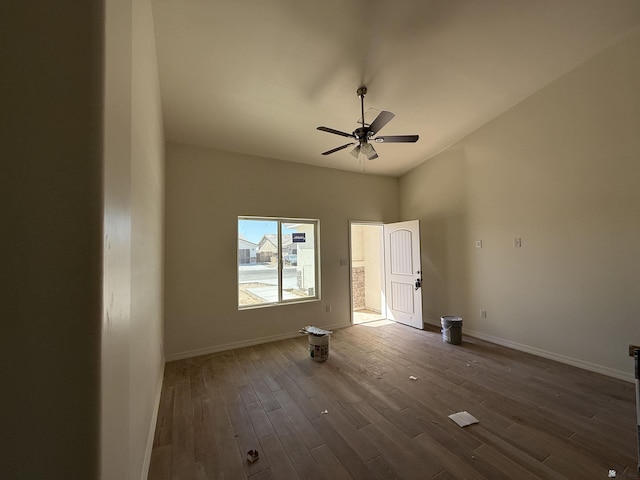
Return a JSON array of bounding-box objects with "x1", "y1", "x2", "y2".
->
[{"x1": 237, "y1": 216, "x2": 320, "y2": 309}]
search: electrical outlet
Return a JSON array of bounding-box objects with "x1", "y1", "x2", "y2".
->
[
  {"x1": 476, "y1": 240, "x2": 482, "y2": 248},
  {"x1": 629, "y1": 344, "x2": 640, "y2": 357},
  {"x1": 480, "y1": 309, "x2": 487, "y2": 319},
  {"x1": 513, "y1": 237, "x2": 522, "y2": 248}
]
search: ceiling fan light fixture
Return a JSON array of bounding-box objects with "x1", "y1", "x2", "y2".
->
[
  {"x1": 350, "y1": 145, "x2": 361, "y2": 158},
  {"x1": 360, "y1": 142, "x2": 378, "y2": 160}
]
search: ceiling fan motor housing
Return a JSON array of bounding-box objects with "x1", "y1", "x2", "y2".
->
[{"x1": 354, "y1": 126, "x2": 371, "y2": 144}]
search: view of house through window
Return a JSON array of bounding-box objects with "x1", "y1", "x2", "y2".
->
[{"x1": 238, "y1": 217, "x2": 319, "y2": 308}]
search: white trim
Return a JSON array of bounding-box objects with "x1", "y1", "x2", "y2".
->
[
  {"x1": 165, "y1": 323, "x2": 348, "y2": 362},
  {"x1": 425, "y1": 320, "x2": 634, "y2": 383},
  {"x1": 141, "y1": 359, "x2": 165, "y2": 480}
]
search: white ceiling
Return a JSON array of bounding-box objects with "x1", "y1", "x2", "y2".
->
[{"x1": 152, "y1": 0, "x2": 640, "y2": 177}]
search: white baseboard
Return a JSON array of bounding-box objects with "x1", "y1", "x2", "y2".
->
[
  {"x1": 459, "y1": 326, "x2": 634, "y2": 383},
  {"x1": 141, "y1": 359, "x2": 165, "y2": 480},
  {"x1": 165, "y1": 323, "x2": 349, "y2": 362}
]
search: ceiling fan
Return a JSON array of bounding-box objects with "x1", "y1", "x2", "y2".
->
[{"x1": 317, "y1": 86, "x2": 419, "y2": 160}]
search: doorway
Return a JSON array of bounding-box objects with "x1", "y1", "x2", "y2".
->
[
  {"x1": 350, "y1": 220, "x2": 424, "y2": 329},
  {"x1": 350, "y1": 223, "x2": 385, "y2": 325}
]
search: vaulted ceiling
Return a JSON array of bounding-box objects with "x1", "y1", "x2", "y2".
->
[{"x1": 152, "y1": 0, "x2": 640, "y2": 176}]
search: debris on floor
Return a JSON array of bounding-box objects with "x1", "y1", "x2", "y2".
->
[
  {"x1": 607, "y1": 470, "x2": 616, "y2": 478},
  {"x1": 409, "y1": 375, "x2": 418, "y2": 381},
  {"x1": 299, "y1": 325, "x2": 333, "y2": 335},
  {"x1": 448, "y1": 411, "x2": 479, "y2": 427},
  {"x1": 321, "y1": 409, "x2": 329, "y2": 414},
  {"x1": 247, "y1": 449, "x2": 259, "y2": 463}
]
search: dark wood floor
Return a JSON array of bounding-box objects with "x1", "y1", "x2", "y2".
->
[{"x1": 149, "y1": 322, "x2": 640, "y2": 479}]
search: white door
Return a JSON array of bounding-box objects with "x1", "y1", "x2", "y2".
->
[{"x1": 383, "y1": 220, "x2": 423, "y2": 329}]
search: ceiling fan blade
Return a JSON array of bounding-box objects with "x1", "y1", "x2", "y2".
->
[
  {"x1": 317, "y1": 126, "x2": 354, "y2": 139},
  {"x1": 374, "y1": 134, "x2": 419, "y2": 143},
  {"x1": 321, "y1": 143, "x2": 355, "y2": 155},
  {"x1": 368, "y1": 110, "x2": 395, "y2": 135}
]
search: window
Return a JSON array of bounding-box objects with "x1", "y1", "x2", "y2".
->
[{"x1": 238, "y1": 217, "x2": 319, "y2": 308}]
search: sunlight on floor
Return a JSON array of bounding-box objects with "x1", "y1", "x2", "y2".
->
[
  {"x1": 358, "y1": 319, "x2": 396, "y2": 328},
  {"x1": 353, "y1": 308, "x2": 386, "y2": 325}
]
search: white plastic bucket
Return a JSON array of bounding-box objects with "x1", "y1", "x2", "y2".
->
[
  {"x1": 308, "y1": 334, "x2": 329, "y2": 362},
  {"x1": 441, "y1": 316, "x2": 463, "y2": 345}
]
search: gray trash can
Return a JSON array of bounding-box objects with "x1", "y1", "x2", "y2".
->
[{"x1": 441, "y1": 316, "x2": 463, "y2": 345}]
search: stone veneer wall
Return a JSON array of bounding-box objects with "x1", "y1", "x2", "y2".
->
[{"x1": 352, "y1": 266, "x2": 365, "y2": 310}]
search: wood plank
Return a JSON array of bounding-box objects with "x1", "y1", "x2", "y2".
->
[
  {"x1": 203, "y1": 372, "x2": 248, "y2": 479},
  {"x1": 365, "y1": 454, "x2": 406, "y2": 480},
  {"x1": 274, "y1": 372, "x2": 323, "y2": 422},
  {"x1": 226, "y1": 400, "x2": 270, "y2": 478},
  {"x1": 413, "y1": 433, "x2": 488, "y2": 480},
  {"x1": 209, "y1": 398, "x2": 247, "y2": 479},
  {"x1": 149, "y1": 323, "x2": 639, "y2": 479},
  {"x1": 153, "y1": 386, "x2": 174, "y2": 448},
  {"x1": 266, "y1": 408, "x2": 323, "y2": 480},
  {"x1": 170, "y1": 383, "x2": 197, "y2": 480},
  {"x1": 272, "y1": 388, "x2": 324, "y2": 450},
  {"x1": 357, "y1": 402, "x2": 444, "y2": 478},
  {"x1": 258, "y1": 433, "x2": 300, "y2": 480},
  {"x1": 246, "y1": 468, "x2": 276, "y2": 480},
  {"x1": 191, "y1": 390, "x2": 218, "y2": 464},
  {"x1": 309, "y1": 415, "x2": 377, "y2": 480},
  {"x1": 543, "y1": 453, "x2": 610, "y2": 480},
  {"x1": 309, "y1": 444, "x2": 353, "y2": 480},
  {"x1": 148, "y1": 445, "x2": 171, "y2": 480},
  {"x1": 417, "y1": 426, "x2": 505, "y2": 480},
  {"x1": 311, "y1": 398, "x2": 380, "y2": 462},
  {"x1": 237, "y1": 383, "x2": 276, "y2": 439},
  {"x1": 472, "y1": 443, "x2": 540, "y2": 480},
  {"x1": 466, "y1": 426, "x2": 567, "y2": 480}
]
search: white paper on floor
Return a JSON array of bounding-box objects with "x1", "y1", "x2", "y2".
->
[{"x1": 448, "y1": 411, "x2": 479, "y2": 427}]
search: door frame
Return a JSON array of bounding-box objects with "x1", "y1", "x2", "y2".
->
[{"x1": 349, "y1": 220, "x2": 423, "y2": 328}]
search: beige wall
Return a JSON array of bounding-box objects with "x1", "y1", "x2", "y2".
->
[
  {"x1": 130, "y1": 0, "x2": 166, "y2": 476},
  {"x1": 102, "y1": 0, "x2": 133, "y2": 477},
  {"x1": 400, "y1": 28, "x2": 640, "y2": 380},
  {"x1": 1, "y1": 1, "x2": 165, "y2": 479},
  {"x1": 164, "y1": 143, "x2": 398, "y2": 358},
  {"x1": 102, "y1": 0, "x2": 165, "y2": 478},
  {"x1": 1, "y1": 2, "x2": 104, "y2": 479}
]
